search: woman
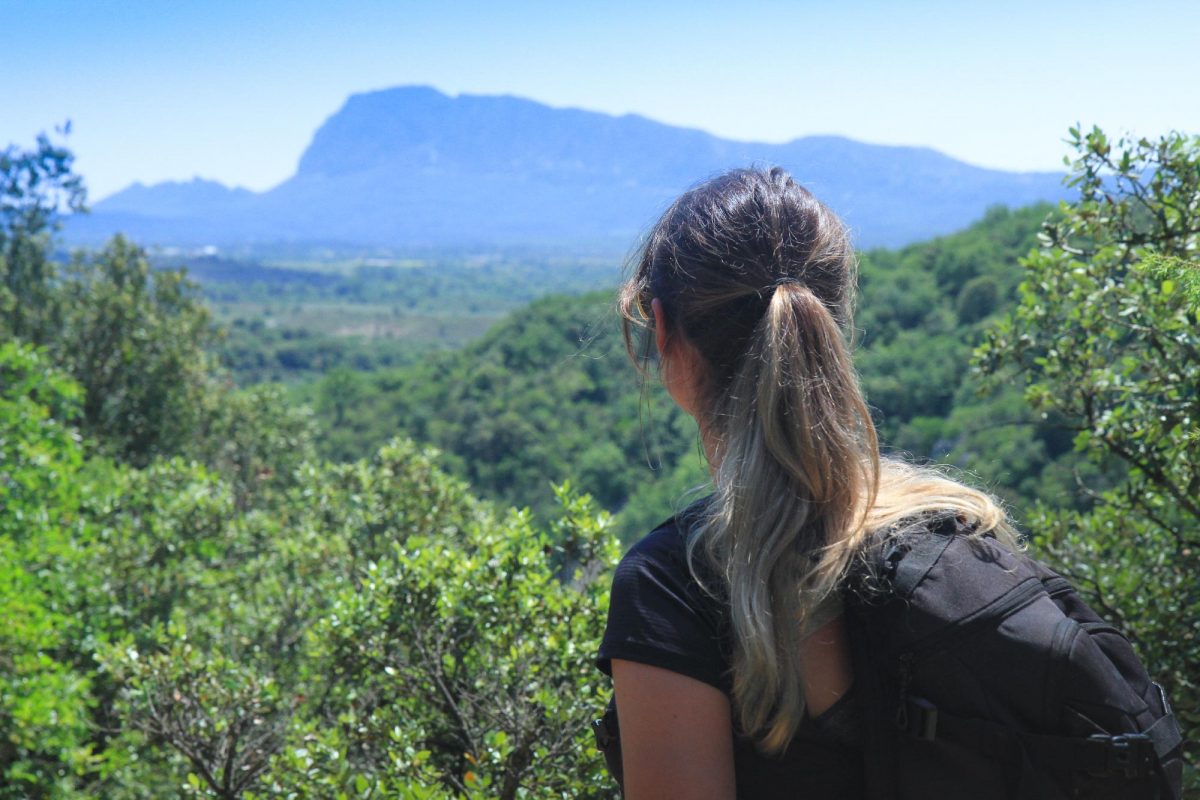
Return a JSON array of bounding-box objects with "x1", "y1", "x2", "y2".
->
[{"x1": 595, "y1": 167, "x2": 1019, "y2": 798}]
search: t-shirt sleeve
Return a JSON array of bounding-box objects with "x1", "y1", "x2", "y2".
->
[{"x1": 596, "y1": 524, "x2": 729, "y2": 694}]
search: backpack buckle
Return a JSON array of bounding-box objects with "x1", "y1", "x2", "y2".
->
[
  {"x1": 1087, "y1": 733, "x2": 1153, "y2": 779},
  {"x1": 900, "y1": 696, "x2": 939, "y2": 741},
  {"x1": 592, "y1": 715, "x2": 616, "y2": 749}
]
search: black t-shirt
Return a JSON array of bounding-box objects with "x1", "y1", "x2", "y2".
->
[{"x1": 597, "y1": 510, "x2": 865, "y2": 799}]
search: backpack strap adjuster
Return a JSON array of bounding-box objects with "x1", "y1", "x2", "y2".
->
[{"x1": 1087, "y1": 733, "x2": 1155, "y2": 779}]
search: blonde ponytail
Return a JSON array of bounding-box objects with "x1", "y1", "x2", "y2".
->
[{"x1": 694, "y1": 280, "x2": 877, "y2": 750}]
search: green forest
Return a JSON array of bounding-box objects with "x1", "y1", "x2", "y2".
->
[{"x1": 1, "y1": 128, "x2": 1197, "y2": 797}]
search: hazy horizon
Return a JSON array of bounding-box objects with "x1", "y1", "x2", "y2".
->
[{"x1": 4, "y1": 0, "x2": 1199, "y2": 201}]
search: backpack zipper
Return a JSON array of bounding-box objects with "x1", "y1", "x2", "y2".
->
[
  {"x1": 1042, "y1": 575, "x2": 1073, "y2": 599},
  {"x1": 900, "y1": 576, "x2": 1046, "y2": 659},
  {"x1": 894, "y1": 577, "x2": 1046, "y2": 726},
  {"x1": 895, "y1": 651, "x2": 916, "y2": 729}
]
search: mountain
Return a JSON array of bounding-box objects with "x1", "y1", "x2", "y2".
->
[
  {"x1": 96, "y1": 178, "x2": 255, "y2": 218},
  {"x1": 68, "y1": 86, "x2": 1070, "y2": 252}
]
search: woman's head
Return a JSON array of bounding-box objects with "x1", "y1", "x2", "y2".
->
[
  {"x1": 620, "y1": 167, "x2": 857, "y2": 410},
  {"x1": 619, "y1": 166, "x2": 878, "y2": 550},
  {"x1": 619, "y1": 167, "x2": 1015, "y2": 753}
]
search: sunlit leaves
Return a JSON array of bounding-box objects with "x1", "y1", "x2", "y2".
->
[
  {"x1": 976, "y1": 129, "x2": 1200, "y2": 785},
  {"x1": 311, "y1": 479, "x2": 618, "y2": 799}
]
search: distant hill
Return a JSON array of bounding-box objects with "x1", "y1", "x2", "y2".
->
[
  {"x1": 96, "y1": 178, "x2": 255, "y2": 218},
  {"x1": 68, "y1": 86, "x2": 1071, "y2": 252}
]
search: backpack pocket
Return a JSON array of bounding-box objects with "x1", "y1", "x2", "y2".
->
[{"x1": 1050, "y1": 617, "x2": 1150, "y2": 734}]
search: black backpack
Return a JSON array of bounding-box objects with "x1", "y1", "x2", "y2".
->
[
  {"x1": 844, "y1": 516, "x2": 1184, "y2": 799},
  {"x1": 593, "y1": 517, "x2": 1185, "y2": 798}
]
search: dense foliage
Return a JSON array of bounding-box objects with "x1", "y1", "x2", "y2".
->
[
  {"x1": 1, "y1": 136, "x2": 618, "y2": 798},
  {"x1": 297, "y1": 291, "x2": 709, "y2": 539},
  {"x1": 0, "y1": 344, "x2": 93, "y2": 797},
  {"x1": 977, "y1": 128, "x2": 1200, "y2": 776},
  {"x1": 1, "y1": 352, "x2": 618, "y2": 797}
]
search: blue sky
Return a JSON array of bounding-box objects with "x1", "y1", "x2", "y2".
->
[{"x1": 4, "y1": 0, "x2": 1199, "y2": 200}]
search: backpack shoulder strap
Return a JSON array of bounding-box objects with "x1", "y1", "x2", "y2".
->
[
  {"x1": 891, "y1": 530, "x2": 953, "y2": 598},
  {"x1": 843, "y1": 594, "x2": 897, "y2": 800}
]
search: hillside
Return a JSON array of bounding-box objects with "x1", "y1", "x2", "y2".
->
[
  {"x1": 294, "y1": 204, "x2": 1086, "y2": 539},
  {"x1": 69, "y1": 86, "x2": 1072, "y2": 252}
]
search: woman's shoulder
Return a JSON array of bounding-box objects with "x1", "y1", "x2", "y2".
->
[
  {"x1": 616, "y1": 520, "x2": 688, "y2": 583},
  {"x1": 615, "y1": 495, "x2": 714, "y2": 576},
  {"x1": 599, "y1": 495, "x2": 729, "y2": 692}
]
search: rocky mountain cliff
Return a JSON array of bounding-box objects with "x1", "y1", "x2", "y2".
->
[{"x1": 69, "y1": 86, "x2": 1069, "y2": 252}]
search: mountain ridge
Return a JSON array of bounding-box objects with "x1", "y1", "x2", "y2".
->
[{"x1": 69, "y1": 86, "x2": 1070, "y2": 252}]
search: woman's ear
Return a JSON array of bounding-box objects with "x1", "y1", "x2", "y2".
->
[
  {"x1": 651, "y1": 297, "x2": 669, "y2": 358},
  {"x1": 649, "y1": 297, "x2": 706, "y2": 421}
]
